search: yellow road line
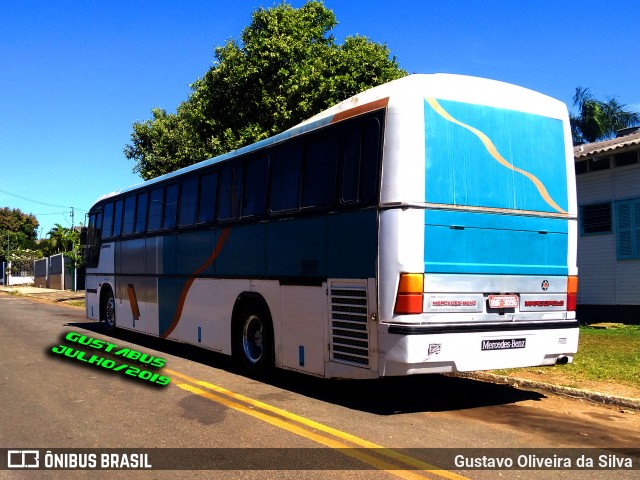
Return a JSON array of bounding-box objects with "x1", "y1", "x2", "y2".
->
[
  {"x1": 178, "y1": 383, "x2": 429, "y2": 480},
  {"x1": 166, "y1": 368, "x2": 469, "y2": 480}
]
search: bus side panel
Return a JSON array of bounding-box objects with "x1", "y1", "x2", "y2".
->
[
  {"x1": 327, "y1": 209, "x2": 377, "y2": 279},
  {"x1": 267, "y1": 217, "x2": 327, "y2": 278},
  {"x1": 177, "y1": 278, "x2": 250, "y2": 353},
  {"x1": 280, "y1": 284, "x2": 326, "y2": 376}
]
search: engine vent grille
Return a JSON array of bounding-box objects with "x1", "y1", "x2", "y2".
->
[{"x1": 330, "y1": 282, "x2": 369, "y2": 367}]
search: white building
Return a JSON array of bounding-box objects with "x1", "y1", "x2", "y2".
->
[{"x1": 574, "y1": 127, "x2": 640, "y2": 323}]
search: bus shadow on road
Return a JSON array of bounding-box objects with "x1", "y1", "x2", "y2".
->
[{"x1": 68, "y1": 321, "x2": 545, "y2": 415}]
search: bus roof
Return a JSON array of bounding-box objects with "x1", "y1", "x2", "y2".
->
[{"x1": 94, "y1": 73, "x2": 566, "y2": 205}]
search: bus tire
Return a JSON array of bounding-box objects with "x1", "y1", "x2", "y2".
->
[
  {"x1": 101, "y1": 288, "x2": 116, "y2": 332},
  {"x1": 234, "y1": 301, "x2": 274, "y2": 376}
]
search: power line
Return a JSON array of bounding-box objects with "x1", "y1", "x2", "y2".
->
[{"x1": 0, "y1": 187, "x2": 87, "y2": 212}]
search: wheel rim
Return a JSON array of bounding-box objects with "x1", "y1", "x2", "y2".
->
[
  {"x1": 242, "y1": 314, "x2": 264, "y2": 364},
  {"x1": 105, "y1": 295, "x2": 116, "y2": 328}
]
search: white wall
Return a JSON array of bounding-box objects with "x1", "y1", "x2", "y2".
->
[{"x1": 577, "y1": 162, "x2": 640, "y2": 305}]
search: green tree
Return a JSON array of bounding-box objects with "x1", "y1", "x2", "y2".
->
[
  {"x1": 39, "y1": 224, "x2": 83, "y2": 269},
  {"x1": 0, "y1": 207, "x2": 39, "y2": 263},
  {"x1": 125, "y1": 0, "x2": 406, "y2": 179},
  {"x1": 570, "y1": 86, "x2": 640, "y2": 145}
]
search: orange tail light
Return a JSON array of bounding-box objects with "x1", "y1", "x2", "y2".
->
[
  {"x1": 567, "y1": 276, "x2": 578, "y2": 312},
  {"x1": 394, "y1": 273, "x2": 424, "y2": 314}
]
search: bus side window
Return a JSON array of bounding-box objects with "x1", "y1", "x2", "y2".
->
[
  {"x1": 135, "y1": 192, "x2": 148, "y2": 233},
  {"x1": 303, "y1": 135, "x2": 338, "y2": 209},
  {"x1": 102, "y1": 202, "x2": 114, "y2": 238},
  {"x1": 341, "y1": 129, "x2": 360, "y2": 204},
  {"x1": 198, "y1": 172, "x2": 217, "y2": 224},
  {"x1": 122, "y1": 195, "x2": 136, "y2": 235},
  {"x1": 148, "y1": 187, "x2": 164, "y2": 231},
  {"x1": 113, "y1": 199, "x2": 123, "y2": 237},
  {"x1": 242, "y1": 156, "x2": 268, "y2": 218},
  {"x1": 270, "y1": 143, "x2": 302, "y2": 213},
  {"x1": 163, "y1": 183, "x2": 179, "y2": 229},
  {"x1": 341, "y1": 118, "x2": 381, "y2": 205},
  {"x1": 179, "y1": 177, "x2": 199, "y2": 227},
  {"x1": 359, "y1": 118, "x2": 381, "y2": 204},
  {"x1": 218, "y1": 164, "x2": 243, "y2": 221}
]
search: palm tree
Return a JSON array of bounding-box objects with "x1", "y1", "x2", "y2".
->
[
  {"x1": 570, "y1": 86, "x2": 640, "y2": 145},
  {"x1": 43, "y1": 224, "x2": 75, "y2": 256}
]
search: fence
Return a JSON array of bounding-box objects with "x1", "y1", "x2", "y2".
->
[
  {"x1": 1, "y1": 259, "x2": 35, "y2": 286},
  {"x1": 33, "y1": 254, "x2": 84, "y2": 290}
]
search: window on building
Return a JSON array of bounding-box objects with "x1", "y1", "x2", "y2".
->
[
  {"x1": 615, "y1": 199, "x2": 640, "y2": 260},
  {"x1": 587, "y1": 157, "x2": 611, "y2": 172},
  {"x1": 580, "y1": 203, "x2": 612, "y2": 235},
  {"x1": 614, "y1": 150, "x2": 639, "y2": 168},
  {"x1": 574, "y1": 161, "x2": 588, "y2": 175}
]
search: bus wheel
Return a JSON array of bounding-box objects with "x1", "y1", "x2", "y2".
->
[
  {"x1": 102, "y1": 289, "x2": 116, "y2": 332},
  {"x1": 236, "y1": 303, "x2": 273, "y2": 376}
]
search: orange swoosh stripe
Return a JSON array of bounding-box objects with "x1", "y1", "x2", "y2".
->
[
  {"x1": 425, "y1": 97, "x2": 567, "y2": 215},
  {"x1": 161, "y1": 227, "x2": 232, "y2": 338}
]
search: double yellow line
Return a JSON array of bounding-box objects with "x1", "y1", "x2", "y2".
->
[{"x1": 166, "y1": 368, "x2": 469, "y2": 480}]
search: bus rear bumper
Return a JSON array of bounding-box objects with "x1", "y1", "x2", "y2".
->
[{"x1": 377, "y1": 321, "x2": 579, "y2": 377}]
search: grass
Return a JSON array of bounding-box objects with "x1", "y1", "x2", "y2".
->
[
  {"x1": 495, "y1": 325, "x2": 640, "y2": 390},
  {"x1": 64, "y1": 300, "x2": 85, "y2": 307}
]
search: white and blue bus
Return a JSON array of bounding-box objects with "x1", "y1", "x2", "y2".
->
[{"x1": 82, "y1": 74, "x2": 579, "y2": 379}]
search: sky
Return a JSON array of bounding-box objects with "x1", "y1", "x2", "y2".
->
[{"x1": 1, "y1": 0, "x2": 639, "y2": 238}]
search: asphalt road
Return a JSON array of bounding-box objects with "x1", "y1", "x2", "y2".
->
[{"x1": 1, "y1": 295, "x2": 638, "y2": 480}]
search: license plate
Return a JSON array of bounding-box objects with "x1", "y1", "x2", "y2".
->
[{"x1": 488, "y1": 295, "x2": 518, "y2": 308}]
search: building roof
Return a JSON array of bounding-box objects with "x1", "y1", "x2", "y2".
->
[{"x1": 574, "y1": 129, "x2": 640, "y2": 160}]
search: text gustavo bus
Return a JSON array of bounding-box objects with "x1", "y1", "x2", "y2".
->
[{"x1": 50, "y1": 332, "x2": 170, "y2": 386}]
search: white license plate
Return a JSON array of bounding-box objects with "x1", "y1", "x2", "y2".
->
[{"x1": 488, "y1": 295, "x2": 519, "y2": 308}]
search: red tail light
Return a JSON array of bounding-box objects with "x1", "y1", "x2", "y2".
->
[
  {"x1": 567, "y1": 276, "x2": 578, "y2": 312},
  {"x1": 394, "y1": 273, "x2": 424, "y2": 314}
]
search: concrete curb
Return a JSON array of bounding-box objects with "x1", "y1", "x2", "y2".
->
[{"x1": 454, "y1": 371, "x2": 640, "y2": 411}]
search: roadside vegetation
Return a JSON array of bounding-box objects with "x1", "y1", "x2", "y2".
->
[{"x1": 496, "y1": 325, "x2": 640, "y2": 392}]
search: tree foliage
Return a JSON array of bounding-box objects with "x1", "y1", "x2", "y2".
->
[
  {"x1": 37, "y1": 224, "x2": 83, "y2": 269},
  {"x1": 124, "y1": 0, "x2": 406, "y2": 179},
  {"x1": 570, "y1": 86, "x2": 640, "y2": 145},
  {"x1": 0, "y1": 207, "x2": 39, "y2": 263}
]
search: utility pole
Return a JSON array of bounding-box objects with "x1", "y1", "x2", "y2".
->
[{"x1": 70, "y1": 207, "x2": 76, "y2": 291}]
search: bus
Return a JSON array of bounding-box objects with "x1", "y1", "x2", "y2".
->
[{"x1": 82, "y1": 74, "x2": 579, "y2": 379}]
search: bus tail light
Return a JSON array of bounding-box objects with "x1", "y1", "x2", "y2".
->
[
  {"x1": 394, "y1": 273, "x2": 424, "y2": 314},
  {"x1": 567, "y1": 276, "x2": 578, "y2": 312}
]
